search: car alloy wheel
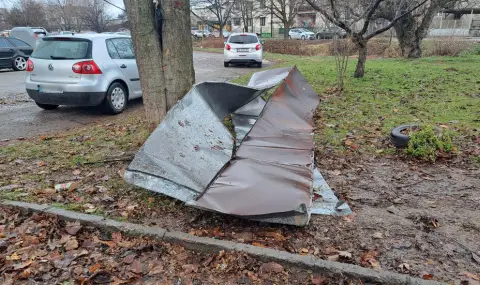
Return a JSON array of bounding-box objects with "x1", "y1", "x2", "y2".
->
[
  {"x1": 13, "y1": 57, "x2": 27, "y2": 71},
  {"x1": 111, "y1": 87, "x2": 126, "y2": 111}
]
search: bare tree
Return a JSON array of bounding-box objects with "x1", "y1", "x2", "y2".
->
[
  {"x1": 124, "y1": 0, "x2": 195, "y2": 127},
  {"x1": 6, "y1": 0, "x2": 47, "y2": 27},
  {"x1": 46, "y1": 0, "x2": 83, "y2": 32},
  {"x1": 306, "y1": 0, "x2": 428, "y2": 78},
  {"x1": 271, "y1": 0, "x2": 305, "y2": 39},
  {"x1": 376, "y1": 0, "x2": 474, "y2": 58},
  {"x1": 77, "y1": 0, "x2": 111, "y2": 32},
  {"x1": 191, "y1": 0, "x2": 236, "y2": 37},
  {"x1": 232, "y1": 0, "x2": 261, "y2": 32}
]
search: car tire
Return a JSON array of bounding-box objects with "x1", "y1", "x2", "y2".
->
[
  {"x1": 257, "y1": 62, "x2": 262, "y2": 68},
  {"x1": 301, "y1": 35, "x2": 305, "y2": 40},
  {"x1": 12, "y1": 56, "x2": 27, "y2": 71},
  {"x1": 391, "y1": 124, "x2": 418, "y2": 148},
  {"x1": 224, "y1": 62, "x2": 229, "y2": 67},
  {"x1": 289, "y1": 36, "x2": 292, "y2": 39},
  {"x1": 35, "y1": 102, "x2": 59, "y2": 110},
  {"x1": 103, "y1": 82, "x2": 127, "y2": 115}
]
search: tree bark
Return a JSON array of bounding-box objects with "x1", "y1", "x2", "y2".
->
[
  {"x1": 353, "y1": 37, "x2": 367, "y2": 78},
  {"x1": 283, "y1": 25, "x2": 289, "y2": 39},
  {"x1": 124, "y1": 0, "x2": 195, "y2": 127},
  {"x1": 393, "y1": 14, "x2": 422, "y2": 58},
  {"x1": 161, "y1": 0, "x2": 195, "y2": 109},
  {"x1": 124, "y1": 0, "x2": 166, "y2": 127}
]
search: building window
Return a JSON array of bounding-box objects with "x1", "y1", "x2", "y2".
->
[
  {"x1": 233, "y1": 18, "x2": 241, "y2": 26},
  {"x1": 260, "y1": 17, "x2": 266, "y2": 26},
  {"x1": 259, "y1": 0, "x2": 266, "y2": 8}
]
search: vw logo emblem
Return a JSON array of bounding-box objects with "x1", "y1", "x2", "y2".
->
[{"x1": 48, "y1": 64, "x2": 54, "y2": 71}]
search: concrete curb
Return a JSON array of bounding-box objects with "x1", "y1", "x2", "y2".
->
[{"x1": 2, "y1": 200, "x2": 445, "y2": 285}]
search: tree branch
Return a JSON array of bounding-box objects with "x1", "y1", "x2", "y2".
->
[
  {"x1": 365, "y1": 0, "x2": 429, "y2": 39},
  {"x1": 305, "y1": 0, "x2": 352, "y2": 34},
  {"x1": 360, "y1": 0, "x2": 385, "y2": 35}
]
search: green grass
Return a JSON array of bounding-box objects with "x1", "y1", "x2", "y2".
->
[{"x1": 232, "y1": 53, "x2": 480, "y2": 158}]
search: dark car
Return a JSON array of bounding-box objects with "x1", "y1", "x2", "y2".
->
[
  {"x1": 0, "y1": 36, "x2": 34, "y2": 71},
  {"x1": 315, "y1": 28, "x2": 347, "y2": 40}
]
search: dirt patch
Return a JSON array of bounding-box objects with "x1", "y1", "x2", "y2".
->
[{"x1": 0, "y1": 207, "x2": 350, "y2": 285}]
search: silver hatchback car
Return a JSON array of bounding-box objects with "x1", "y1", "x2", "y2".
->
[{"x1": 25, "y1": 34, "x2": 141, "y2": 114}]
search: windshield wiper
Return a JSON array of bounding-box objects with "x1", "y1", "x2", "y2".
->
[{"x1": 50, "y1": 56, "x2": 74, "y2": 59}]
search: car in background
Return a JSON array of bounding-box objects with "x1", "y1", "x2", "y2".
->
[
  {"x1": 0, "y1": 37, "x2": 34, "y2": 71},
  {"x1": 60, "y1": 31, "x2": 75, "y2": 35},
  {"x1": 25, "y1": 34, "x2": 141, "y2": 114},
  {"x1": 193, "y1": 30, "x2": 213, "y2": 38},
  {"x1": 315, "y1": 27, "x2": 347, "y2": 39},
  {"x1": 1, "y1": 30, "x2": 11, "y2": 37},
  {"x1": 288, "y1": 28, "x2": 315, "y2": 40},
  {"x1": 224, "y1": 33, "x2": 262, "y2": 68},
  {"x1": 9, "y1": 27, "x2": 48, "y2": 47}
]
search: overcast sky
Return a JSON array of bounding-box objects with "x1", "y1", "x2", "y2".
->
[
  {"x1": 104, "y1": 0, "x2": 125, "y2": 15},
  {"x1": 1, "y1": 0, "x2": 126, "y2": 16}
]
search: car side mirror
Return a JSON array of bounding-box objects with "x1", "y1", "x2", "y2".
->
[{"x1": 260, "y1": 40, "x2": 265, "y2": 45}]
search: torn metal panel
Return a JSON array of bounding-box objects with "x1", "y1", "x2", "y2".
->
[
  {"x1": 190, "y1": 68, "x2": 319, "y2": 218},
  {"x1": 311, "y1": 168, "x2": 353, "y2": 216},
  {"x1": 124, "y1": 67, "x2": 351, "y2": 226},
  {"x1": 125, "y1": 82, "x2": 264, "y2": 196},
  {"x1": 247, "y1": 67, "x2": 292, "y2": 89}
]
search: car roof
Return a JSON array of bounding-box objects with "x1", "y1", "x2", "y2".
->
[
  {"x1": 43, "y1": 34, "x2": 130, "y2": 41},
  {"x1": 229, "y1": 33, "x2": 258, "y2": 37}
]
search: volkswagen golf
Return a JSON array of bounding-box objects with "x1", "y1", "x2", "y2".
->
[{"x1": 25, "y1": 34, "x2": 141, "y2": 114}]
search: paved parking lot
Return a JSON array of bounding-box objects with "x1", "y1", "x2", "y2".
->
[{"x1": 0, "y1": 52, "x2": 269, "y2": 141}]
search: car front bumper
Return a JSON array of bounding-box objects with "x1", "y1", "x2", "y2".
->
[{"x1": 224, "y1": 50, "x2": 262, "y2": 63}]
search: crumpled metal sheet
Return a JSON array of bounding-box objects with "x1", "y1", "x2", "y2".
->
[
  {"x1": 124, "y1": 67, "x2": 351, "y2": 226},
  {"x1": 190, "y1": 68, "x2": 319, "y2": 216}
]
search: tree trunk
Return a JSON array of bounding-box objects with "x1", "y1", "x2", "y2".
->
[
  {"x1": 353, "y1": 38, "x2": 367, "y2": 78},
  {"x1": 394, "y1": 15, "x2": 422, "y2": 58},
  {"x1": 124, "y1": 0, "x2": 195, "y2": 127},
  {"x1": 283, "y1": 25, "x2": 289, "y2": 39},
  {"x1": 161, "y1": 0, "x2": 195, "y2": 109},
  {"x1": 124, "y1": 0, "x2": 166, "y2": 127}
]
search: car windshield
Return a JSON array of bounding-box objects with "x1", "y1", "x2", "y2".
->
[
  {"x1": 228, "y1": 35, "x2": 258, "y2": 44},
  {"x1": 300, "y1": 29, "x2": 311, "y2": 33},
  {"x1": 31, "y1": 38, "x2": 90, "y2": 60}
]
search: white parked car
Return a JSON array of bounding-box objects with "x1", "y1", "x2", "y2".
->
[
  {"x1": 25, "y1": 34, "x2": 141, "y2": 114},
  {"x1": 224, "y1": 33, "x2": 262, "y2": 68},
  {"x1": 289, "y1": 28, "x2": 315, "y2": 40}
]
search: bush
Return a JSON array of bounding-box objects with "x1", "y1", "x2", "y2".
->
[
  {"x1": 406, "y1": 126, "x2": 455, "y2": 162},
  {"x1": 422, "y1": 37, "x2": 474, "y2": 56}
]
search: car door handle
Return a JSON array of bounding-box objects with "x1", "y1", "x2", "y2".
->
[{"x1": 120, "y1": 64, "x2": 127, "y2": 68}]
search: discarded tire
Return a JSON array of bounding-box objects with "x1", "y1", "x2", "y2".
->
[{"x1": 390, "y1": 124, "x2": 418, "y2": 148}]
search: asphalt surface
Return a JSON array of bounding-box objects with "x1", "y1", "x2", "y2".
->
[{"x1": 0, "y1": 52, "x2": 269, "y2": 141}]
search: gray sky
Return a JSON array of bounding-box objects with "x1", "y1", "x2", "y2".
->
[
  {"x1": 104, "y1": 0, "x2": 125, "y2": 15},
  {"x1": 1, "y1": 0, "x2": 126, "y2": 16}
]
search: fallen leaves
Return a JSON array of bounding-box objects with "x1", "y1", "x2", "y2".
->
[
  {"x1": 64, "y1": 238, "x2": 79, "y2": 251},
  {"x1": 423, "y1": 273, "x2": 434, "y2": 280},
  {"x1": 361, "y1": 250, "x2": 380, "y2": 269},
  {"x1": 464, "y1": 272, "x2": 480, "y2": 281},
  {"x1": 65, "y1": 222, "x2": 82, "y2": 236},
  {"x1": 259, "y1": 262, "x2": 284, "y2": 274}
]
